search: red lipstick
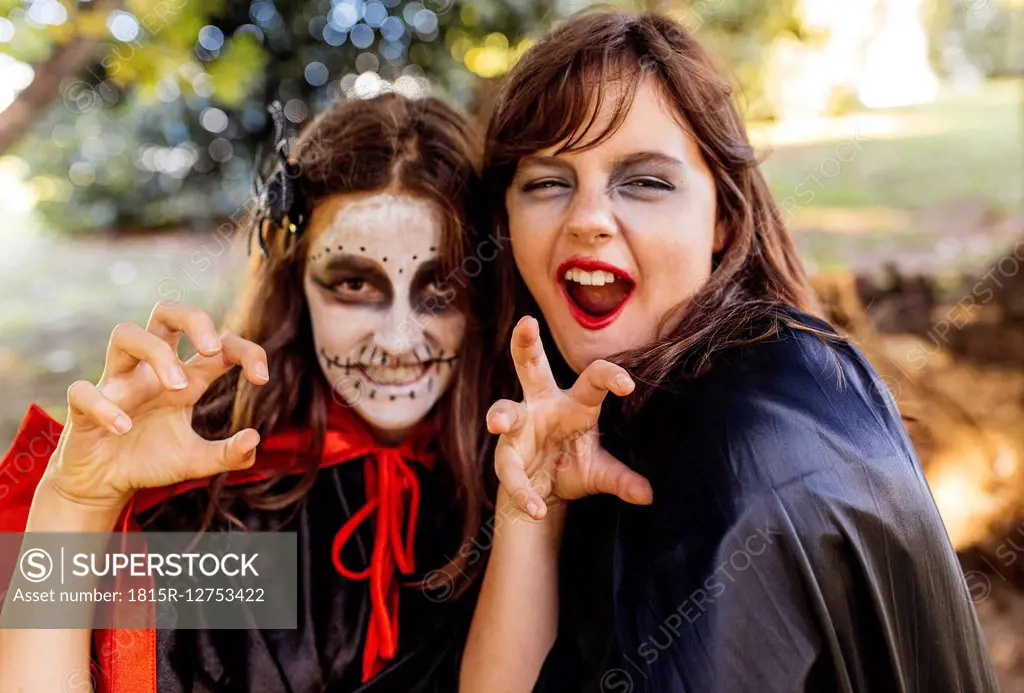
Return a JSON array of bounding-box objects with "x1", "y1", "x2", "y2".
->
[{"x1": 556, "y1": 256, "x2": 635, "y2": 331}]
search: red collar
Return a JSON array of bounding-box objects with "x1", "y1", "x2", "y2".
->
[{"x1": 134, "y1": 398, "x2": 439, "y2": 684}]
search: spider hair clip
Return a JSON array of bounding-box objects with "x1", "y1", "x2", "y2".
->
[{"x1": 250, "y1": 101, "x2": 308, "y2": 257}]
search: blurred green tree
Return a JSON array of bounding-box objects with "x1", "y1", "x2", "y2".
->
[{"x1": 0, "y1": 0, "x2": 805, "y2": 234}]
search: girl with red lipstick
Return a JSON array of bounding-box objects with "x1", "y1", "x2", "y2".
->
[
  {"x1": 461, "y1": 10, "x2": 997, "y2": 693},
  {"x1": 0, "y1": 94, "x2": 494, "y2": 693}
]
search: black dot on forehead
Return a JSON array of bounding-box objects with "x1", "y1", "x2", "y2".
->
[
  {"x1": 360, "y1": 246, "x2": 366, "y2": 252},
  {"x1": 429, "y1": 246, "x2": 436, "y2": 252},
  {"x1": 383, "y1": 257, "x2": 387, "y2": 262},
  {"x1": 412, "y1": 255, "x2": 417, "y2": 260}
]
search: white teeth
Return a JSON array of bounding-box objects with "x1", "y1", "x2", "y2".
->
[
  {"x1": 564, "y1": 268, "x2": 618, "y2": 286},
  {"x1": 363, "y1": 363, "x2": 427, "y2": 384}
]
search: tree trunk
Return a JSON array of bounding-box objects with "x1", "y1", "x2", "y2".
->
[
  {"x1": 0, "y1": 37, "x2": 101, "y2": 155},
  {"x1": 0, "y1": 0, "x2": 123, "y2": 156}
]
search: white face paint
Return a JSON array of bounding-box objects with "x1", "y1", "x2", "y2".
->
[{"x1": 303, "y1": 192, "x2": 465, "y2": 440}]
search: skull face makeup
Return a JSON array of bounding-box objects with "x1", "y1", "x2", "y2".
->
[{"x1": 303, "y1": 191, "x2": 465, "y2": 440}]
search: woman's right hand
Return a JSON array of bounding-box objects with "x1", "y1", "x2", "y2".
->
[
  {"x1": 44, "y1": 301, "x2": 270, "y2": 514},
  {"x1": 486, "y1": 316, "x2": 653, "y2": 520}
]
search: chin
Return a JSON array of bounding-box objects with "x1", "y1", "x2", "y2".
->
[
  {"x1": 548, "y1": 314, "x2": 633, "y2": 374},
  {"x1": 353, "y1": 402, "x2": 433, "y2": 435},
  {"x1": 556, "y1": 333, "x2": 618, "y2": 374}
]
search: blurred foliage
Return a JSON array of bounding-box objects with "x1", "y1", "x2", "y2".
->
[
  {"x1": 925, "y1": 0, "x2": 1023, "y2": 83},
  {"x1": 2, "y1": 0, "x2": 585, "y2": 232},
  {"x1": 670, "y1": 0, "x2": 811, "y2": 120},
  {"x1": 11, "y1": 0, "x2": 977, "y2": 233}
]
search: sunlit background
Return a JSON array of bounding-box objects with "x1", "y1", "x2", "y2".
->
[{"x1": 0, "y1": 0, "x2": 1022, "y2": 684}]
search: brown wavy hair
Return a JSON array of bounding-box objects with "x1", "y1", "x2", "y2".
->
[
  {"x1": 181, "y1": 93, "x2": 492, "y2": 586},
  {"x1": 482, "y1": 10, "x2": 824, "y2": 405}
]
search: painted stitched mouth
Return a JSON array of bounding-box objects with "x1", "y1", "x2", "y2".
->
[
  {"x1": 360, "y1": 361, "x2": 433, "y2": 386},
  {"x1": 320, "y1": 348, "x2": 457, "y2": 387}
]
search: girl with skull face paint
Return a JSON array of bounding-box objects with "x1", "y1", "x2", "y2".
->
[{"x1": 0, "y1": 94, "x2": 495, "y2": 693}]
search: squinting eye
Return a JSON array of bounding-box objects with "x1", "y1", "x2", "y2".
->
[
  {"x1": 523, "y1": 179, "x2": 570, "y2": 192},
  {"x1": 626, "y1": 177, "x2": 674, "y2": 191}
]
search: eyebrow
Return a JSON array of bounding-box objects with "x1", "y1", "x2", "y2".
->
[
  {"x1": 314, "y1": 254, "x2": 385, "y2": 276},
  {"x1": 518, "y1": 151, "x2": 684, "y2": 174},
  {"x1": 611, "y1": 151, "x2": 684, "y2": 171},
  {"x1": 518, "y1": 155, "x2": 574, "y2": 172},
  {"x1": 311, "y1": 254, "x2": 393, "y2": 298}
]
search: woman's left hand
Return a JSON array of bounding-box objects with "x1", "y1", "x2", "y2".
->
[{"x1": 487, "y1": 316, "x2": 653, "y2": 520}]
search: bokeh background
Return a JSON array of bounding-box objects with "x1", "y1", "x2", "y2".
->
[{"x1": 0, "y1": 0, "x2": 1022, "y2": 685}]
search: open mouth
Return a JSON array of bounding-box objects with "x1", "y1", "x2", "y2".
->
[{"x1": 556, "y1": 257, "x2": 635, "y2": 330}]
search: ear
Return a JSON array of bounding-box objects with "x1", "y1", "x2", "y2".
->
[{"x1": 712, "y1": 220, "x2": 728, "y2": 254}]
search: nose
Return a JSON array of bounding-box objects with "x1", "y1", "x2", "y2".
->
[
  {"x1": 373, "y1": 298, "x2": 426, "y2": 356},
  {"x1": 564, "y1": 188, "x2": 616, "y2": 245}
]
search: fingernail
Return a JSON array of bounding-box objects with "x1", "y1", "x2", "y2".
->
[
  {"x1": 615, "y1": 374, "x2": 633, "y2": 390},
  {"x1": 526, "y1": 501, "x2": 539, "y2": 517},
  {"x1": 252, "y1": 362, "x2": 269, "y2": 381},
  {"x1": 168, "y1": 367, "x2": 188, "y2": 389},
  {"x1": 240, "y1": 429, "x2": 261, "y2": 451},
  {"x1": 635, "y1": 482, "x2": 653, "y2": 504},
  {"x1": 113, "y1": 415, "x2": 132, "y2": 434},
  {"x1": 199, "y1": 334, "x2": 220, "y2": 353}
]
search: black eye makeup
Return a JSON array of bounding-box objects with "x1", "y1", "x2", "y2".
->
[
  {"x1": 619, "y1": 175, "x2": 676, "y2": 194},
  {"x1": 515, "y1": 151, "x2": 684, "y2": 199},
  {"x1": 610, "y1": 153, "x2": 681, "y2": 196},
  {"x1": 311, "y1": 255, "x2": 393, "y2": 306},
  {"x1": 410, "y1": 259, "x2": 458, "y2": 315}
]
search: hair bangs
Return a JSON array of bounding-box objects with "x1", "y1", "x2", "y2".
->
[
  {"x1": 552, "y1": 55, "x2": 644, "y2": 155},
  {"x1": 495, "y1": 40, "x2": 648, "y2": 162}
]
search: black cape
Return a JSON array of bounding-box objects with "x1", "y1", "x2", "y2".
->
[
  {"x1": 537, "y1": 309, "x2": 997, "y2": 692},
  {"x1": 142, "y1": 457, "x2": 475, "y2": 693}
]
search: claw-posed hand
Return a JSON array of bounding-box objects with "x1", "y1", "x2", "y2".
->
[
  {"x1": 45, "y1": 301, "x2": 271, "y2": 513},
  {"x1": 487, "y1": 316, "x2": 653, "y2": 520}
]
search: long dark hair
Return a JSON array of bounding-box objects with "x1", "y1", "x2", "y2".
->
[
  {"x1": 186, "y1": 93, "x2": 492, "y2": 586},
  {"x1": 482, "y1": 10, "x2": 825, "y2": 405}
]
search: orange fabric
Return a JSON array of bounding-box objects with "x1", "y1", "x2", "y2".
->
[{"x1": 0, "y1": 400, "x2": 436, "y2": 690}]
